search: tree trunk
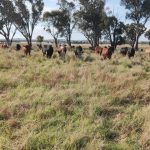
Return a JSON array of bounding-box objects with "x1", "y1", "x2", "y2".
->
[
  {"x1": 67, "y1": 34, "x2": 71, "y2": 47},
  {"x1": 134, "y1": 35, "x2": 140, "y2": 50},
  {"x1": 5, "y1": 38, "x2": 11, "y2": 46},
  {"x1": 54, "y1": 37, "x2": 58, "y2": 48},
  {"x1": 93, "y1": 32, "x2": 99, "y2": 47},
  {"x1": 94, "y1": 37, "x2": 98, "y2": 47},
  {"x1": 67, "y1": 39, "x2": 71, "y2": 47},
  {"x1": 87, "y1": 38, "x2": 94, "y2": 48},
  {"x1": 26, "y1": 37, "x2": 32, "y2": 51}
]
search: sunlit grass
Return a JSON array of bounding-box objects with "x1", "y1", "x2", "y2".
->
[{"x1": 0, "y1": 46, "x2": 150, "y2": 150}]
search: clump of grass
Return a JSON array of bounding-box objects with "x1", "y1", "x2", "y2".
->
[
  {"x1": 65, "y1": 136, "x2": 91, "y2": 150},
  {"x1": 6, "y1": 118, "x2": 20, "y2": 129},
  {"x1": 0, "y1": 108, "x2": 12, "y2": 120},
  {"x1": 99, "y1": 120, "x2": 118, "y2": 141}
]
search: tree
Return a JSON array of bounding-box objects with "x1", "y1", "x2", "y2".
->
[
  {"x1": 121, "y1": 0, "x2": 150, "y2": 50},
  {"x1": 0, "y1": 0, "x2": 17, "y2": 46},
  {"x1": 57, "y1": 0, "x2": 76, "y2": 47},
  {"x1": 145, "y1": 29, "x2": 150, "y2": 44},
  {"x1": 124, "y1": 24, "x2": 136, "y2": 47},
  {"x1": 43, "y1": 10, "x2": 65, "y2": 47},
  {"x1": 3, "y1": 0, "x2": 44, "y2": 49},
  {"x1": 124, "y1": 23, "x2": 146, "y2": 48},
  {"x1": 74, "y1": 0, "x2": 105, "y2": 47},
  {"x1": 103, "y1": 16, "x2": 125, "y2": 48},
  {"x1": 37, "y1": 35, "x2": 44, "y2": 44}
]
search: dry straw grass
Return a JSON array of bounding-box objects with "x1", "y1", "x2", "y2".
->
[{"x1": 0, "y1": 45, "x2": 150, "y2": 150}]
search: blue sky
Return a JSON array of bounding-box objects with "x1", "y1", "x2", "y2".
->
[{"x1": 0, "y1": 0, "x2": 149, "y2": 41}]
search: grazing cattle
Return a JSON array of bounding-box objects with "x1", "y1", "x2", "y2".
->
[
  {"x1": 0, "y1": 43, "x2": 9, "y2": 49},
  {"x1": 57, "y1": 44, "x2": 67, "y2": 60},
  {"x1": 120, "y1": 47, "x2": 135, "y2": 58},
  {"x1": 16, "y1": 44, "x2": 21, "y2": 51},
  {"x1": 22, "y1": 45, "x2": 31, "y2": 56},
  {"x1": 95, "y1": 45, "x2": 102, "y2": 54},
  {"x1": 47, "y1": 45, "x2": 54, "y2": 58},
  {"x1": 101, "y1": 46, "x2": 115, "y2": 59},
  {"x1": 127, "y1": 47, "x2": 135, "y2": 59},
  {"x1": 74, "y1": 45, "x2": 83, "y2": 58},
  {"x1": 2, "y1": 44, "x2": 9, "y2": 49},
  {"x1": 120, "y1": 47, "x2": 128, "y2": 56}
]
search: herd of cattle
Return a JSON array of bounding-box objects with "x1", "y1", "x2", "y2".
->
[{"x1": 0, "y1": 42, "x2": 150, "y2": 60}]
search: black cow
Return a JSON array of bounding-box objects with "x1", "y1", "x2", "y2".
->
[
  {"x1": 47, "y1": 45, "x2": 54, "y2": 58},
  {"x1": 16, "y1": 44, "x2": 21, "y2": 51},
  {"x1": 120, "y1": 47, "x2": 128, "y2": 56},
  {"x1": 120, "y1": 47, "x2": 135, "y2": 58},
  {"x1": 74, "y1": 45, "x2": 83, "y2": 58},
  {"x1": 128, "y1": 47, "x2": 135, "y2": 59}
]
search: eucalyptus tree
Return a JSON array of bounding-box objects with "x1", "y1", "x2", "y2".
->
[
  {"x1": 74, "y1": 0, "x2": 105, "y2": 47},
  {"x1": 124, "y1": 23, "x2": 146, "y2": 48},
  {"x1": 145, "y1": 29, "x2": 150, "y2": 44},
  {"x1": 37, "y1": 35, "x2": 44, "y2": 45},
  {"x1": 57, "y1": 0, "x2": 76, "y2": 47},
  {"x1": 13, "y1": 0, "x2": 44, "y2": 49},
  {"x1": 121, "y1": 0, "x2": 150, "y2": 50},
  {"x1": 43, "y1": 10, "x2": 66, "y2": 47},
  {"x1": 1, "y1": 0, "x2": 44, "y2": 49},
  {"x1": 0, "y1": 0, "x2": 17, "y2": 46},
  {"x1": 103, "y1": 16, "x2": 125, "y2": 48}
]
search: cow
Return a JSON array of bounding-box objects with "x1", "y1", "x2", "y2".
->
[
  {"x1": 74, "y1": 45, "x2": 83, "y2": 58},
  {"x1": 95, "y1": 45, "x2": 102, "y2": 54},
  {"x1": 120, "y1": 47, "x2": 128, "y2": 56},
  {"x1": 46, "y1": 45, "x2": 54, "y2": 58},
  {"x1": 22, "y1": 45, "x2": 31, "y2": 56},
  {"x1": 57, "y1": 44, "x2": 67, "y2": 60},
  {"x1": 0, "y1": 43, "x2": 9, "y2": 49},
  {"x1": 120, "y1": 47, "x2": 135, "y2": 58},
  {"x1": 127, "y1": 47, "x2": 135, "y2": 59},
  {"x1": 16, "y1": 44, "x2": 21, "y2": 51},
  {"x1": 101, "y1": 46, "x2": 115, "y2": 59}
]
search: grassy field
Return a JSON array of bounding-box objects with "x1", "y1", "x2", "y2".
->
[{"x1": 0, "y1": 46, "x2": 150, "y2": 150}]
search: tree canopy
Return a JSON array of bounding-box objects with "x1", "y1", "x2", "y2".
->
[
  {"x1": 121, "y1": 0, "x2": 150, "y2": 49},
  {"x1": 0, "y1": 0, "x2": 150, "y2": 48},
  {"x1": 0, "y1": 0, "x2": 44, "y2": 48},
  {"x1": 74, "y1": 0, "x2": 105, "y2": 47},
  {"x1": 0, "y1": 0, "x2": 17, "y2": 45},
  {"x1": 103, "y1": 16, "x2": 125, "y2": 48}
]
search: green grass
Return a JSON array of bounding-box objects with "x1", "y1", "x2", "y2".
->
[{"x1": 0, "y1": 47, "x2": 150, "y2": 150}]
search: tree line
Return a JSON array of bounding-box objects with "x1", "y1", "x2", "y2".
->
[{"x1": 0, "y1": 0, "x2": 150, "y2": 50}]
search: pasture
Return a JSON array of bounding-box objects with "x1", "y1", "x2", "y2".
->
[{"x1": 0, "y1": 45, "x2": 150, "y2": 150}]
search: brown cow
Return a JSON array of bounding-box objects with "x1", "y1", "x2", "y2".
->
[
  {"x1": 101, "y1": 46, "x2": 114, "y2": 59},
  {"x1": 0, "y1": 43, "x2": 9, "y2": 49},
  {"x1": 22, "y1": 45, "x2": 31, "y2": 56},
  {"x1": 95, "y1": 45, "x2": 102, "y2": 54}
]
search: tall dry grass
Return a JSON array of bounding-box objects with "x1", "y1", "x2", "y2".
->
[{"x1": 0, "y1": 46, "x2": 150, "y2": 150}]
